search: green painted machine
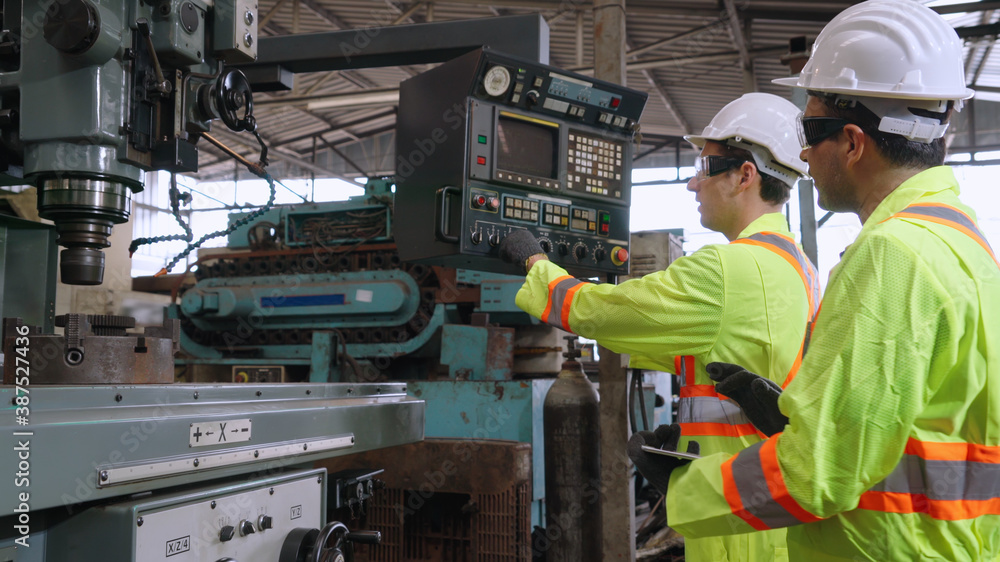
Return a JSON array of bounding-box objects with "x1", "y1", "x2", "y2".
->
[
  {"x1": 0, "y1": 0, "x2": 259, "y2": 285},
  {"x1": 0, "y1": 1, "x2": 425, "y2": 560},
  {"x1": 172, "y1": 181, "x2": 658, "y2": 533}
]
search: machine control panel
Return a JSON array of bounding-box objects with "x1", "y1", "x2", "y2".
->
[
  {"x1": 396, "y1": 48, "x2": 648, "y2": 277},
  {"x1": 460, "y1": 183, "x2": 629, "y2": 272},
  {"x1": 132, "y1": 470, "x2": 323, "y2": 561}
]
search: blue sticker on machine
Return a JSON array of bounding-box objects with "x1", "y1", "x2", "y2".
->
[{"x1": 260, "y1": 294, "x2": 347, "y2": 307}]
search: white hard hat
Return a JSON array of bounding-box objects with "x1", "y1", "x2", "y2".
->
[
  {"x1": 685, "y1": 92, "x2": 808, "y2": 188},
  {"x1": 773, "y1": 0, "x2": 974, "y2": 102}
]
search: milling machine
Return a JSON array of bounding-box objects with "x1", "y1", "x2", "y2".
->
[{"x1": 0, "y1": 0, "x2": 423, "y2": 560}]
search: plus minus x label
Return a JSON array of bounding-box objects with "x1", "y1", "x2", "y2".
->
[{"x1": 189, "y1": 419, "x2": 252, "y2": 447}]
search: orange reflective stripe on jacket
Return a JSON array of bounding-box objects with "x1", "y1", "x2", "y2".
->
[
  {"x1": 674, "y1": 232, "x2": 821, "y2": 438},
  {"x1": 721, "y1": 433, "x2": 825, "y2": 530},
  {"x1": 733, "y1": 232, "x2": 820, "y2": 388},
  {"x1": 540, "y1": 275, "x2": 587, "y2": 332},
  {"x1": 856, "y1": 437, "x2": 1000, "y2": 520},
  {"x1": 674, "y1": 354, "x2": 761, "y2": 438},
  {"x1": 887, "y1": 203, "x2": 1000, "y2": 269}
]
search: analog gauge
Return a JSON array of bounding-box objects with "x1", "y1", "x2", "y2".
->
[{"x1": 484, "y1": 66, "x2": 512, "y2": 97}]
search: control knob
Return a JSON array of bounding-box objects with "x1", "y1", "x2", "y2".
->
[
  {"x1": 220, "y1": 525, "x2": 236, "y2": 542},
  {"x1": 557, "y1": 242, "x2": 569, "y2": 256},
  {"x1": 539, "y1": 238, "x2": 552, "y2": 253},
  {"x1": 239, "y1": 519, "x2": 255, "y2": 537},
  {"x1": 471, "y1": 230, "x2": 482, "y2": 245},
  {"x1": 488, "y1": 232, "x2": 501, "y2": 247},
  {"x1": 525, "y1": 90, "x2": 540, "y2": 107},
  {"x1": 258, "y1": 514, "x2": 273, "y2": 531},
  {"x1": 593, "y1": 247, "x2": 606, "y2": 262},
  {"x1": 573, "y1": 243, "x2": 588, "y2": 261}
]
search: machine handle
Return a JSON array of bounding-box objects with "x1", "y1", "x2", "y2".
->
[
  {"x1": 346, "y1": 531, "x2": 381, "y2": 545},
  {"x1": 436, "y1": 186, "x2": 461, "y2": 243}
]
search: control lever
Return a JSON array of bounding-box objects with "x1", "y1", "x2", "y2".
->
[{"x1": 134, "y1": 19, "x2": 171, "y2": 94}]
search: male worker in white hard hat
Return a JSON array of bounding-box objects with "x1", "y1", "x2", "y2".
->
[
  {"x1": 501, "y1": 92, "x2": 817, "y2": 562},
  {"x1": 628, "y1": 1, "x2": 1000, "y2": 560}
]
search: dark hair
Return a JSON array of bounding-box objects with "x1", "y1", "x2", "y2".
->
[
  {"x1": 808, "y1": 90, "x2": 953, "y2": 169},
  {"x1": 712, "y1": 142, "x2": 791, "y2": 205}
]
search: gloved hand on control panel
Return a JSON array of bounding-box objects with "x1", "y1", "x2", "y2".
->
[{"x1": 499, "y1": 229, "x2": 546, "y2": 274}]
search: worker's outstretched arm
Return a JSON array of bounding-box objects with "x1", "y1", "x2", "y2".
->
[{"x1": 514, "y1": 248, "x2": 725, "y2": 359}]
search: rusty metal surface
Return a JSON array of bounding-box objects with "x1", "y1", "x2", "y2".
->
[{"x1": 2, "y1": 315, "x2": 179, "y2": 384}]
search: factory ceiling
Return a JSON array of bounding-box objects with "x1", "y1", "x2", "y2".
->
[{"x1": 193, "y1": 0, "x2": 1000, "y2": 182}]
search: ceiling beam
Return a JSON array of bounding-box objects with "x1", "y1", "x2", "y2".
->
[
  {"x1": 626, "y1": 20, "x2": 727, "y2": 59},
  {"x1": 623, "y1": 35, "x2": 691, "y2": 134},
  {"x1": 571, "y1": 45, "x2": 787, "y2": 74},
  {"x1": 722, "y1": 0, "x2": 756, "y2": 93},
  {"x1": 271, "y1": 109, "x2": 397, "y2": 148},
  {"x1": 429, "y1": 0, "x2": 1000, "y2": 20}
]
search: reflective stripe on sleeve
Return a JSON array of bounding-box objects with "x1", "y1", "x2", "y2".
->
[
  {"x1": 722, "y1": 435, "x2": 824, "y2": 528},
  {"x1": 541, "y1": 275, "x2": 587, "y2": 331},
  {"x1": 857, "y1": 437, "x2": 1000, "y2": 520}
]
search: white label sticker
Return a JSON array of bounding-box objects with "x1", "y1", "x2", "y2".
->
[
  {"x1": 189, "y1": 419, "x2": 252, "y2": 447},
  {"x1": 355, "y1": 289, "x2": 373, "y2": 303}
]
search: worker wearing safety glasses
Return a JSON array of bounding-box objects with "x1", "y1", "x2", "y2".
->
[
  {"x1": 630, "y1": 1, "x2": 1000, "y2": 560},
  {"x1": 502, "y1": 92, "x2": 815, "y2": 562}
]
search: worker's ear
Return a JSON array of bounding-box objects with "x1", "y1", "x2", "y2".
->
[
  {"x1": 733, "y1": 161, "x2": 758, "y2": 194},
  {"x1": 841, "y1": 124, "x2": 866, "y2": 170}
]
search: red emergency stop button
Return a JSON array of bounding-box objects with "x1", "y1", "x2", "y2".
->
[
  {"x1": 472, "y1": 194, "x2": 487, "y2": 208},
  {"x1": 611, "y1": 246, "x2": 629, "y2": 266}
]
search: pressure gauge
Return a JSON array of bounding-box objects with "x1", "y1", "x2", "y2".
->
[{"x1": 484, "y1": 66, "x2": 512, "y2": 97}]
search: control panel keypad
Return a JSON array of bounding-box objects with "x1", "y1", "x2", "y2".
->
[
  {"x1": 567, "y1": 130, "x2": 624, "y2": 199},
  {"x1": 543, "y1": 203, "x2": 570, "y2": 227},
  {"x1": 503, "y1": 196, "x2": 539, "y2": 222}
]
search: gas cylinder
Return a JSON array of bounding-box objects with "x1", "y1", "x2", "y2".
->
[{"x1": 542, "y1": 339, "x2": 601, "y2": 561}]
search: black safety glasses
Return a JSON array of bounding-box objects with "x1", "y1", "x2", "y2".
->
[
  {"x1": 798, "y1": 113, "x2": 851, "y2": 148},
  {"x1": 694, "y1": 155, "x2": 748, "y2": 179}
]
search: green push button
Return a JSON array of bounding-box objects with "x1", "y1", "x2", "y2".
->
[{"x1": 478, "y1": 135, "x2": 487, "y2": 144}]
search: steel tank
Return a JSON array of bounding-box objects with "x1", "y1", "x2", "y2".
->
[{"x1": 542, "y1": 349, "x2": 602, "y2": 561}]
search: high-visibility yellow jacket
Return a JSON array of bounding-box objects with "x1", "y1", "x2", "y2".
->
[
  {"x1": 515, "y1": 212, "x2": 819, "y2": 562},
  {"x1": 667, "y1": 166, "x2": 1000, "y2": 561}
]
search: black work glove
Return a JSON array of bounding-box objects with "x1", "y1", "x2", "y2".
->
[
  {"x1": 707, "y1": 362, "x2": 788, "y2": 437},
  {"x1": 498, "y1": 229, "x2": 545, "y2": 273},
  {"x1": 627, "y1": 423, "x2": 700, "y2": 496}
]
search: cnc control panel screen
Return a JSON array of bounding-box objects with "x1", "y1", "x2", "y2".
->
[{"x1": 496, "y1": 115, "x2": 558, "y2": 180}]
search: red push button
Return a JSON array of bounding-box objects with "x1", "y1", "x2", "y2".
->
[
  {"x1": 476, "y1": 156, "x2": 486, "y2": 165},
  {"x1": 610, "y1": 97, "x2": 621, "y2": 108},
  {"x1": 472, "y1": 194, "x2": 487, "y2": 208},
  {"x1": 488, "y1": 197, "x2": 500, "y2": 210},
  {"x1": 611, "y1": 246, "x2": 629, "y2": 266}
]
